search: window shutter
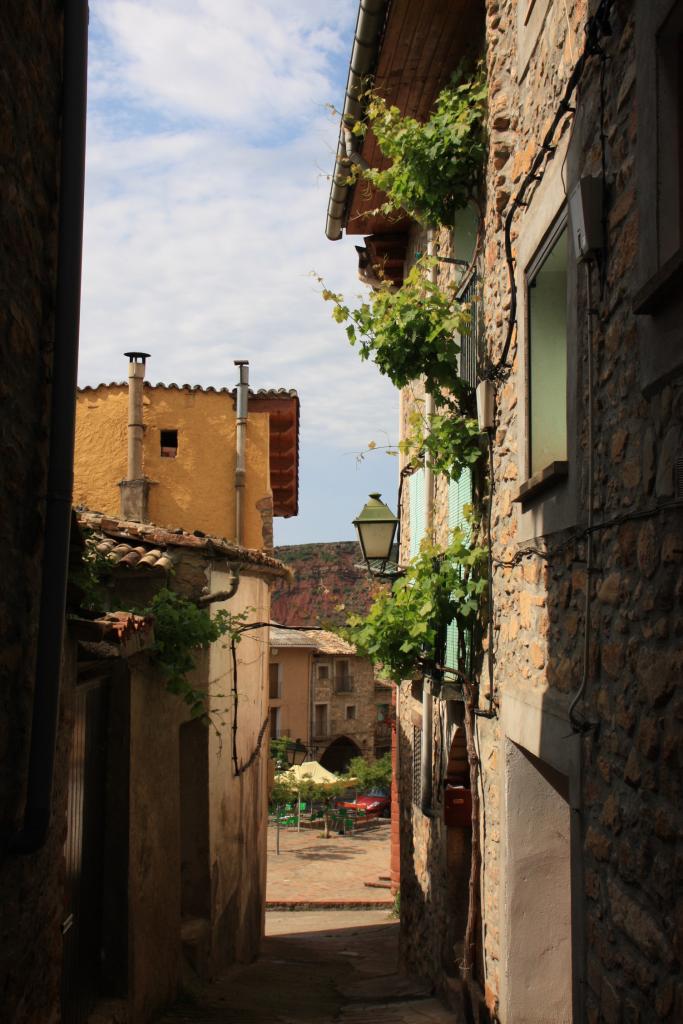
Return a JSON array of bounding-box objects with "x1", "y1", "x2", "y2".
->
[
  {"x1": 446, "y1": 468, "x2": 473, "y2": 674},
  {"x1": 409, "y1": 467, "x2": 426, "y2": 558}
]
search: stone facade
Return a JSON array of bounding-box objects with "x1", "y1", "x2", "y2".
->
[
  {"x1": 330, "y1": 1, "x2": 682, "y2": 1021},
  {"x1": 312, "y1": 652, "x2": 386, "y2": 767},
  {"x1": 0, "y1": 5, "x2": 71, "y2": 1023}
]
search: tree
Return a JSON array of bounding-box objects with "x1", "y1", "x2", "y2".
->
[{"x1": 347, "y1": 753, "x2": 392, "y2": 793}]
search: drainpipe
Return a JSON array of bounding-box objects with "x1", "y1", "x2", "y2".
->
[
  {"x1": 420, "y1": 230, "x2": 438, "y2": 816},
  {"x1": 119, "y1": 351, "x2": 150, "y2": 522},
  {"x1": 7, "y1": 0, "x2": 88, "y2": 855},
  {"x1": 234, "y1": 360, "x2": 249, "y2": 546}
]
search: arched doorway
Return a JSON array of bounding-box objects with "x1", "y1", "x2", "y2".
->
[{"x1": 320, "y1": 735, "x2": 362, "y2": 774}]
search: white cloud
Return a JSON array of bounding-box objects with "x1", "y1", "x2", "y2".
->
[{"x1": 80, "y1": 2, "x2": 398, "y2": 539}]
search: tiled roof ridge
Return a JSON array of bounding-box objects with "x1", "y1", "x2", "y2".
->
[
  {"x1": 269, "y1": 623, "x2": 356, "y2": 655},
  {"x1": 78, "y1": 382, "x2": 298, "y2": 398},
  {"x1": 77, "y1": 509, "x2": 292, "y2": 578}
]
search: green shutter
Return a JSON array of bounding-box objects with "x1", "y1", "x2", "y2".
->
[
  {"x1": 446, "y1": 468, "x2": 473, "y2": 674},
  {"x1": 409, "y1": 467, "x2": 426, "y2": 559}
]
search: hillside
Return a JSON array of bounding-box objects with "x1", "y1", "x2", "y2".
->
[{"x1": 270, "y1": 541, "x2": 381, "y2": 628}]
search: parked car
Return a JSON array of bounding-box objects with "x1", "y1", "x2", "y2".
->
[{"x1": 355, "y1": 790, "x2": 391, "y2": 817}]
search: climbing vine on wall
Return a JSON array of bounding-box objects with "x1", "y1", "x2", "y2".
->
[
  {"x1": 352, "y1": 64, "x2": 487, "y2": 228},
  {"x1": 72, "y1": 538, "x2": 249, "y2": 726},
  {"x1": 344, "y1": 533, "x2": 486, "y2": 681},
  {"x1": 318, "y1": 259, "x2": 482, "y2": 484}
]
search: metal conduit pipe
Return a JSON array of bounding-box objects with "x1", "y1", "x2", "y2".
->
[
  {"x1": 8, "y1": 0, "x2": 89, "y2": 855},
  {"x1": 420, "y1": 230, "x2": 437, "y2": 816},
  {"x1": 325, "y1": 0, "x2": 389, "y2": 241},
  {"x1": 234, "y1": 360, "x2": 249, "y2": 546}
]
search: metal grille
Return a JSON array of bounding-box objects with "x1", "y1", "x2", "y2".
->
[
  {"x1": 457, "y1": 269, "x2": 481, "y2": 389},
  {"x1": 412, "y1": 725, "x2": 422, "y2": 806}
]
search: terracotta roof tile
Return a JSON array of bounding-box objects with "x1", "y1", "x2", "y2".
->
[
  {"x1": 77, "y1": 382, "x2": 298, "y2": 399},
  {"x1": 269, "y1": 625, "x2": 356, "y2": 656},
  {"x1": 78, "y1": 509, "x2": 291, "y2": 579}
]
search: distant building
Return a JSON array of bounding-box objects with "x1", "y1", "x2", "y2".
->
[
  {"x1": 75, "y1": 354, "x2": 299, "y2": 548},
  {"x1": 269, "y1": 626, "x2": 393, "y2": 771}
]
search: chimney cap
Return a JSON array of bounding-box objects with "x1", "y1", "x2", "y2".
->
[
  {"x1": 124, "y1": 351, "x2": 151, "y2": 363},
  {"x1": 234, "y1": 359, "x2": 249, "y2": 366}
]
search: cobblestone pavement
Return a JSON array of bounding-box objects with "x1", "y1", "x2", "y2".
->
[
  {"x1": 267, "y1": 820, "x2": 393, "y2": 907},
  {"x1": 157, "y1": 910, "x2": 462, "y2": 1024}
]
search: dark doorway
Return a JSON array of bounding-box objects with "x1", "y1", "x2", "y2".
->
[{"x1": 320, "y1": 735, "x2": 362, "y2": 774}]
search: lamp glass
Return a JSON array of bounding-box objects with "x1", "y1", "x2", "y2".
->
[
  {"x1": 353, "y1": 493, "x2": 398, "y2": 565},
  {"x1": 287, "y1": 740, "x2": 308, "y2": 767}
]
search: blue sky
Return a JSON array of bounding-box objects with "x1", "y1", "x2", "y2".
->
[{"x1": 79, "y1": 0, "x2": 398, "y2": 545}]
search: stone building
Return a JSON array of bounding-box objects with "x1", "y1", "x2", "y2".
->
[
  {"x1": 0, "y1": 4, "x2": 88, "y2": 1023},
  {"x1": 71, "y1": 359, "x2": 298, "y2": 1018},
  {"x1": 327, "y1": 2, "x2": 682, "y2": 1022},
  {"x1": 269, "y1": 626, "x2": 393, "y2": 770}
]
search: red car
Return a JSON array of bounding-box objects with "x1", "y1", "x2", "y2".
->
[{"x1": 354, "y1": 790, "x2": 391, "y2": 817}]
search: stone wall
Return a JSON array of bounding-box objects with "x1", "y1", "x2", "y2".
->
[
  {"x1": 482, "y1": 1, "x2": 682, "y2": 1020},
  {"x1": 313, "y1": 654, "x2": 380, "y2": 762},
  {"x1": 0, "y1": 5, "x2": 67, "y2": 1022},
  {"x1": 394, "y1": 2, "x2": 682, "y2": 1020}
]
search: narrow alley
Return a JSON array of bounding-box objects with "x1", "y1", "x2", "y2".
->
[
  {"x1": 156, "y1": 911, "x2": 456, "y2": 1024},
  {"x1": 155, "y1": 821, "x2": 458, "y2": 1024}
]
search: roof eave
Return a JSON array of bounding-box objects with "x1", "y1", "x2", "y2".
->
[{"x1": 325, "y1": 0, "x2": 390, "y2": 242}]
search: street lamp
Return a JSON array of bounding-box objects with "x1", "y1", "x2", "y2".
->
[
  {"x1": 353, "y1": 492, "x2": 401, "y2": 577},
  {"x1": 284, "y1": 739, "x2": 308, "y2": 767}
]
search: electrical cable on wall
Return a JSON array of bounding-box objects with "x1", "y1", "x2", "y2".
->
[{"x1": 490, "y1": 0, "x2": 614, "y2": 380}]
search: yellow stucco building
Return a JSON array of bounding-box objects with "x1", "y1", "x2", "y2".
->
[{"x1": 74, "y1": 358, "x2": 298, "y2": 550}]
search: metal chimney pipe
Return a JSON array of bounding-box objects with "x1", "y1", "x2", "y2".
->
[
  {"x1": 234, "y1": 360, "x2": 249, "y2": 545},
  {"x1": 124, "y1": 352, "x2": 149, "y2": 480}
]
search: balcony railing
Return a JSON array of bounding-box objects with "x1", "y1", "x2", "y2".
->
[{"x1": 334, "y1": 676, "x2": 354, "y2": 693}]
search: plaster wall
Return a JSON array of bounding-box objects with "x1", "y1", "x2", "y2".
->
[
  {"x1": 74, "y1": 386, "x2": 271, "y2": 548},
  {"x1": 268, "y1": 647, "x2": 312, "y2": 744},
  {"x1": 501, "y1": 738, "x2": 572, "y2": 1023},
  {"x1": 128, "y1": 659, "x2": 183, "y2": 1023},
  {"x1": 206, "y1": 569, "x2": 271, "y2": 969}
]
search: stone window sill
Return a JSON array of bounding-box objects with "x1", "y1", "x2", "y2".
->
[
  {"x1": 633, "y1": 248, "x2": 683, "y2": 315},
  {"x1": 513, "y1": 461, "x2": 568, "y2": 506}
]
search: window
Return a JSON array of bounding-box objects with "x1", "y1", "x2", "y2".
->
[
  {"x1": 160, "y1": 429, "x2": 178, "y2": 458},
  {"x1": 409, "y1": 467, "x2": 426, "y2": 558},
  {"x1": 346, "y1": 705, "x2": 356, "y2": 721},
  {"x1": 269, "y1": 706, "x2": 280, "y2": 739},
  {"x1": 657, "y1": 6, "x2": 683, "y2": 266},
  {"x1": 446, "y1": 468, "x2": 473, "y2": 677},
  {"x1": 376, "y1": 703, "x2": 390, "y2": 722},
  {"x1": 314, "y1": 704, "x2": 328, "y2": 736},
  {"x1": 527, "y1": 217, "x2": 568, "y2": 478},
  {"x1": 317, "y1": 663, "x2": 329, "y2": 680},
  {"x1": 269, "y1": 662, "x2": 280, "y2": 700},
  {"x1": 334, "y1": 660, "x2": 352, "y2": 693}
]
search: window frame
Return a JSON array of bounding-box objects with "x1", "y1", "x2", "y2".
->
[
  {"x1": 524, "y1": 209, "x2": 570, "y2": 493},
  {"x1": 511, "y1": 129, "x2": 582, "y2": 541}
]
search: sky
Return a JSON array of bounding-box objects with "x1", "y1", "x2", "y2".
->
[{"x1": 79, "y1": 0, "x2": 399, "y2": 545}]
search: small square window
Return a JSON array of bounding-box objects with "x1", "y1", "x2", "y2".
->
[
  {"x1": 346, "y1": 705, "x2": 356, "y2": 721},
  {"x1": 318, "y1": 664, "x2": 329, "y2": 680},
  {"x1": 160, "y1": 429, "x2": 178, "y2": 458}
]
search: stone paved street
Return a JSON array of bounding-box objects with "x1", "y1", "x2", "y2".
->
[
  {"x1": 157, "y1": 910, "x2": 461, "y2": 1023},
  {"x1": 267, "y1": 819, "x2": 393, "y2": 907}
]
